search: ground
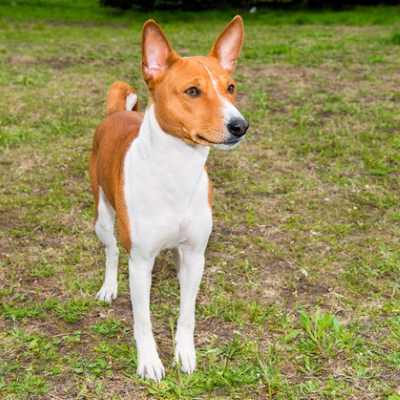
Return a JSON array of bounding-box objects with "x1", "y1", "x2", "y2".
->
[{"x1": 0, "y1": 1, "x2": 400, "y2": 399}]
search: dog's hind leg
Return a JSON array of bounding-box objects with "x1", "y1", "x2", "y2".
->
[{"x1": 95, "y1": 188, "x2": 119, "y2": 303}]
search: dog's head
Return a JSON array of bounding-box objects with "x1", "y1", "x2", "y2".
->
[{"x1": 141, "y1": 16, "x2": 249, "y2": 149}]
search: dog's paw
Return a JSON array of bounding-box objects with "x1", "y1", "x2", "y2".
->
[
  {"x1": 96, "y1": 282, "x2": 118, "y2": 303},
  {"x1": 175, "y1": 335, "x2": 196, "y2": 374},
  {"x1": 137, "y1": 350, "x2": 165, "y2": 381}
]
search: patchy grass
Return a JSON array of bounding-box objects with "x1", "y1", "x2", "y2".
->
[
  {"x1": 389, "y1": 32, "x2": 400, "y2": 45},
  {"x1": 1, "y1": 1, "x2": 400, "y2": 399}
]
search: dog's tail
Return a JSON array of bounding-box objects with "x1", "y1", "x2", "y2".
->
[{"x1": 106, "y1": 81, "x2": 138, "y2": 115}]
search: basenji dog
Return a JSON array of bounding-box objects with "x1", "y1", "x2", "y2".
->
[{"x1": 89, "y1": 16, "x2": 248, "y2": 381}]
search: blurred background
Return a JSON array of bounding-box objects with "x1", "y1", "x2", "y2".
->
[{"x1": 101, "y1": 0, "x2": 400, "y2": 9}]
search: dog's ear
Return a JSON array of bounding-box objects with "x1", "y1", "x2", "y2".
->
[
  {"x1": 142, "y1": 20, "x2": 179, "y2": 84},
  {"x1": 209, "y1": 15, "x2": 244, "y2": 74}
]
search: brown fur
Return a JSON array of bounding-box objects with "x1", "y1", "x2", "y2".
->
[
  {"x1": 150, "y1": 56, "x2": 237, "y2": 146},
  {"x1": 106, "y1": 81, "x2": 139, "y2": 115},
  {"x1": 90, "y1": 101, "x2": 143, "y2": 251},
  {"x1": 141, "y1": 18, "x2": 243, "y2": 147}
]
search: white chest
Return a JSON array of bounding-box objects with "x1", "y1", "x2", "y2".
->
[{"x1": 123, "y1": 106, "x2": 213, "y2": 257}]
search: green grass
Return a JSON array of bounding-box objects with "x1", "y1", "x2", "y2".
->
[{"x1": 1, "y1": 1, "x2": 400, "y2": 399}]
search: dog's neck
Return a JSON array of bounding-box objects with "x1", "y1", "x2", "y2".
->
[
  {"x1": 133, "y1": 105, "x2": 209, "y2": 206},
  {"x1": 138, "y1": 104, "x2": 209, "y2": 164}
]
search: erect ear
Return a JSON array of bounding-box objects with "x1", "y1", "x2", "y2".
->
[
  {"x1": 209, "y1": 15, "x2": 244, "y2": 73},
  {"x1": 141, "y1": 19, "x2": 179, "y2": 83}
]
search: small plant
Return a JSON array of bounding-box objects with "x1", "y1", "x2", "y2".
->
[
  {"x1": 7, "y1": 373, "x2": 48, "y2": 397},
  {"x1": 390, "y1": 32, "x2": 400, "y2": 45},
  {"x1": 297, "y1": 309, "x2": 354, "y2": 358},
  {"x1": 1, "y1": 303, "x2": 43, "y2": 320},
  {"x1": 258, "y1": 346, "x2": 289, "y2": 399},
  {"x1": 91, "y1": 319, "x2": 125, "y2": 337},
  {"x1": 54, "y1": 299, "x2": 91, "y2": 324},
  {"x1": 31, "y1": 262, "x2": 55, "y2": 278},
  {"x1": 71, "y1": 357, "x2": 112, "y2": 377}
]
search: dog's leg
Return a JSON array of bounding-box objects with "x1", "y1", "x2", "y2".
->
[
  {"x1": 95, "y1": 189, "x2": 119, "y2": 303},
  {"x1": 175, "y1": 246, "x2": 205, "y2": 374},
  {"x1": 129, "y1": 253, "x2": 165, "y2": 381}
]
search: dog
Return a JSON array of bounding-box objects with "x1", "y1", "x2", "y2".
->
[{"x1": 89, "y1": 16, "x2": 248, "y2": 381}]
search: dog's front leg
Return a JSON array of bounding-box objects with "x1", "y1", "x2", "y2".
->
[
  {"x1": 128, "y1": 253, "x2": 165, "y2": 381},
  {"x1": 175, "y1": 246, "x2": 205, "y2": 374}
]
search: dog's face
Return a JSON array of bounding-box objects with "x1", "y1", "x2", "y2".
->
[{"x1": 141, "y1": 16, "x2": 249, "y2": 148}]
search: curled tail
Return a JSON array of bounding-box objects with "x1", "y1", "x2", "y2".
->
[{"x1": 106, "y1": 81, "x2": 138, "y2": 115}]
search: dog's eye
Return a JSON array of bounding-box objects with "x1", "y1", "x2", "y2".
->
[
  {"x1": 227, "y1": 84, "x2": 235, "y2": 94},
  {"x1": 185, "y1": 86, "x2": 201, "y2": 97}
]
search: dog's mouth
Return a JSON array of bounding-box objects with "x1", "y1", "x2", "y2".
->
[
  {"x1": 195, "y1": 134, "x2": 240, "y2": 147},
  {"x1": 222, "y1": 138, "x2": 241, "y2": 145}
]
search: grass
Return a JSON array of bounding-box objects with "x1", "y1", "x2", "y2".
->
[{"x1": 0, "y1": 0, "x2": 400, "y2": 399}]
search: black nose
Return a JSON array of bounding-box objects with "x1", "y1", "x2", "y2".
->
[{"x1": 227, "y1": 118, "x2": 249, "y2": 138}]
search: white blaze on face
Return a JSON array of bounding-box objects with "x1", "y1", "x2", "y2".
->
[
  {"x1": 220, "y1": 96, "x2": 244, "y2": 124},
  {"x1": 201, "y1": 64, "x2": 244, "y2": 133}
]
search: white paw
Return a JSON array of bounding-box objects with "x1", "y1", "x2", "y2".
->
[
  {"x1": 175, "y1": 335, "x2": 196, "y2": 374},
  {"x1": 96, "y1": 282, "x2": 117, "y2": 303},
  {"x1": 137, "y1": 350, "x2": 165, "y2": 381}
]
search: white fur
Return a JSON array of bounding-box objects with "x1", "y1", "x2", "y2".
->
[
  {"x1": 95, "y1": 188, "x2": 119, "y2": 303},
  {"x1": 125, "y1": 93, "x2": 137, "y2": 111},
  {"x1": 119, "y1": 105, "x2": 212, "y2": 380}
]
